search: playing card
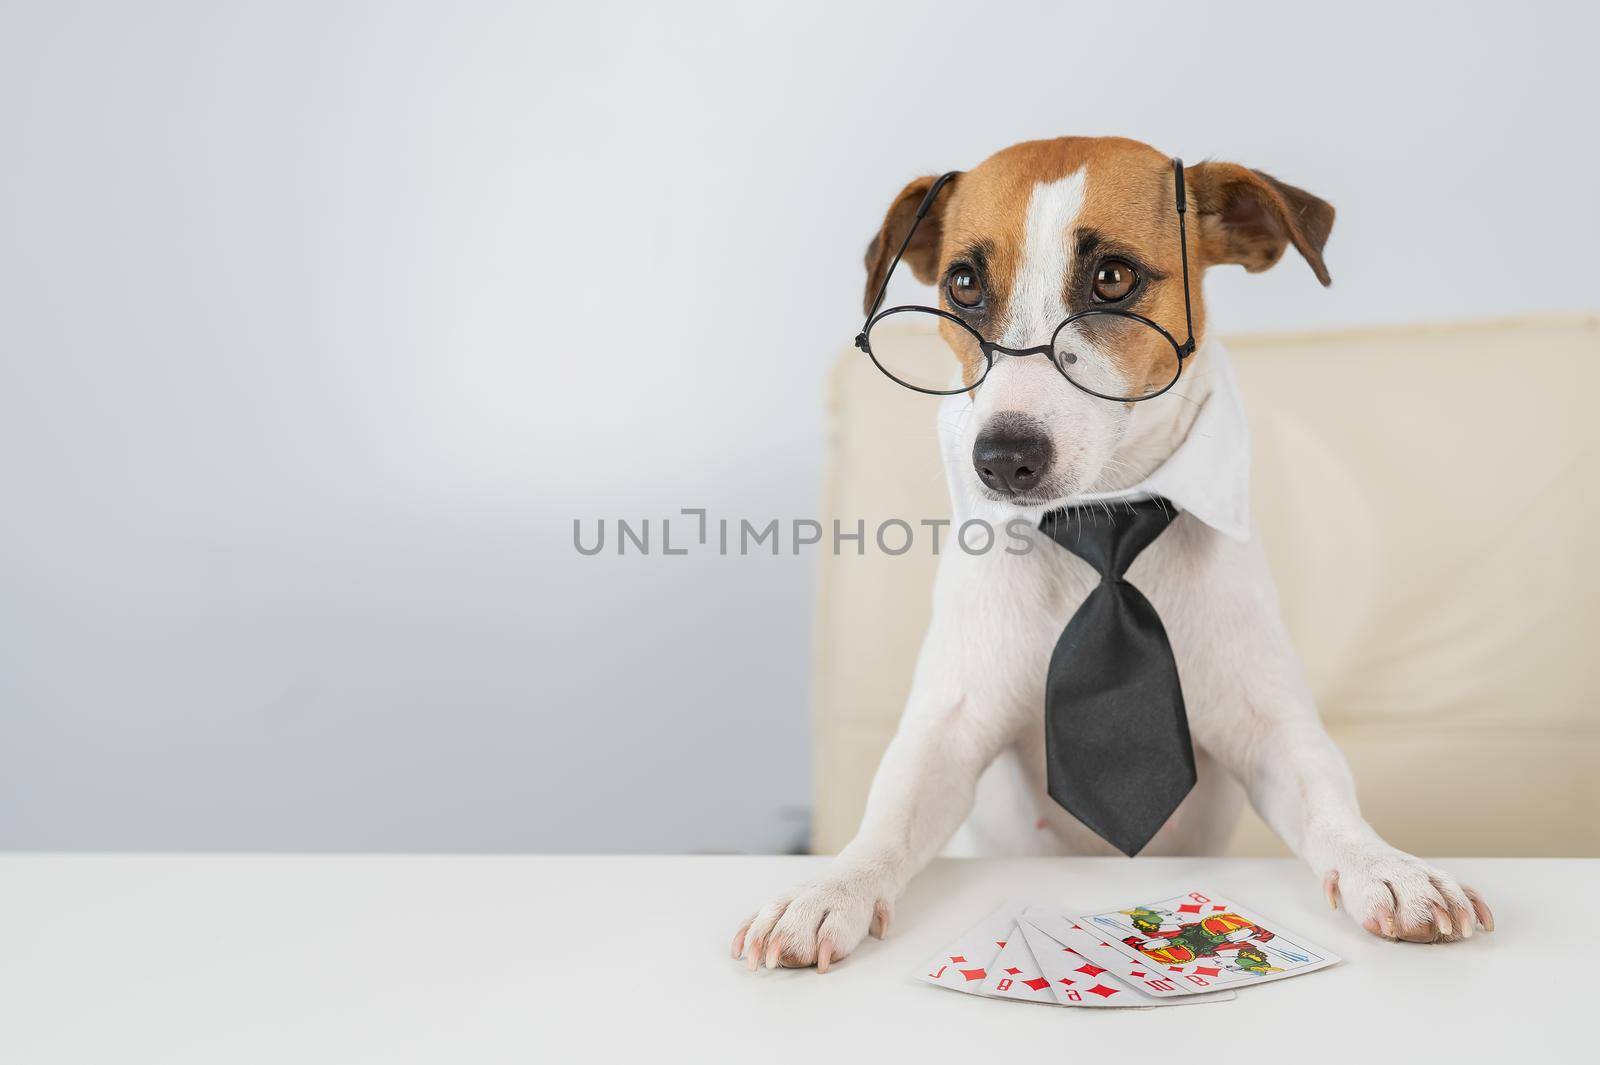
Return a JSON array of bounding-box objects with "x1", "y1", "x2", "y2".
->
[
  {"x1": 1070, "y1": 889, "x2": 1341, "y2": 994},
  {"x1": 977, "y1": 923, "x2": 1059, "y2": 1003},
  {"x1": 918, "y1": 901, "x2": 1029, "y2": 994},
  {"x1": 1018, "y1": 907, "x2": 1236, "y2": 1008}
]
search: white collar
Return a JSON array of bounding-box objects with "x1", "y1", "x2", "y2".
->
[
  {"x1": 937, "y1": 340, "x2": 1253, "y2": 542},
  {"x1": 1069, "y1": 341, "x2": 1253, "y2": 542}
]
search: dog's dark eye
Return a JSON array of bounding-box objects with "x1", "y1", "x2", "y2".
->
[
  {"x1": 1092, "y1": 259, "x2": 1138, "y2": 302},
  {"x1": 947, "y1": 267, "x2": 983, "y2": 308}
]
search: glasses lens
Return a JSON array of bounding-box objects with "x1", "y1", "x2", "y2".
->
[
  {"x1": 865, "y1": 309, "x2": 980, "y2": 394},
  {"x1": 1051, "y1": 311, "x2": 1182, "y2": 401}
]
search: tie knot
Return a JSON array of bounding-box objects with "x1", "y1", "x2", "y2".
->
[{"x1": 1038, "y1": 497, "x2": 1179, "y2": 579}]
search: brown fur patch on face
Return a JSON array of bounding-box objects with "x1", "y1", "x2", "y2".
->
[
  {"x1": 940, "y1": 138, "x2": 1196, "y2": 395},
  {"x1": 862, "y1": 138, "x2": 1334, "y2": 394}
]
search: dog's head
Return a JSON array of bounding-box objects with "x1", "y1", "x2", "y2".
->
[{"x1": 863, "y1": 136, "x2": 1333, "y2": 506}]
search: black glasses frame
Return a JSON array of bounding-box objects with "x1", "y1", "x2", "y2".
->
[{"x1": 854, "y1": 158, "x2": 1197, "y2": 401}]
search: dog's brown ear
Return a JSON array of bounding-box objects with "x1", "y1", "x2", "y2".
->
[
  {"x1": 1187, "y1": 163, "x2": 1334, "y2": 286},
  {"x1": 863, "y1": 174, "x2": 960, "y2": 315}
]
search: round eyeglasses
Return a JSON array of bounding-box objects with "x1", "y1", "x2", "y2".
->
[{"x1": 855, "y1": 159, "x2": 1197, "y2": 402}]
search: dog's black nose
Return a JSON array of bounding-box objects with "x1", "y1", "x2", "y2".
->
[{"x1": 973, "y1": 415, "x2": 1054, "y2": 496}]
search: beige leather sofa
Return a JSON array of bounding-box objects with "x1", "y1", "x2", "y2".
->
[{"x1": 812, "y1": 314, "x2": 1599, "y2": 858}]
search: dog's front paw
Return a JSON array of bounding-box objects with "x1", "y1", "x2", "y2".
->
[
  {"x1": 731, "y1": 873, "x2": 892, "y2": 973},
  {"x1": 1323, "y1": 846, "x2": 1493, "y2": 943}
]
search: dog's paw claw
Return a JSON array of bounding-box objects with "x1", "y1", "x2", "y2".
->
[
  {"x1": 870, "y1": 899, "x2": 893, "y2": 940},
  {"x1": 1466, "y1": 885, "x2": 1495, "y2": 933}
]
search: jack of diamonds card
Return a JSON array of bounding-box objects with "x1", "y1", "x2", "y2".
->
[
  {"x1": 1018, "y1": 907, "x2": 1235, "y2": 1008},
  {"x1": 1072, "y1": 890, "x2": 1341, "y2": 994}
]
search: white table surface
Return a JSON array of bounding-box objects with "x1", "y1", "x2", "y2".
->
[{"x1": 0, "y1": 855, "x2": 1588, "y2": 1063}]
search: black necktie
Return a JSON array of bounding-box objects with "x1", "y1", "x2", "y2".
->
[{"x1": 1038, "y1": 497, "x2": 1195, "y2": 857}]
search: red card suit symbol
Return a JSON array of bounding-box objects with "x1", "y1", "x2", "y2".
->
[
  {"x1": 1085, "y1": 984, "x2": 1120, "y2": 998},
  {"x1": 1178, "y1": 903, "x2": 1203, "y2": 914},
  {"x1": 1004, "y1": 967, "x2": 1022, "y2": 975},
  {"x1": 960, "y1": 968, "x2": 987, "y2": 982},
  {"x1": 1075, "y1": 962, "x2": 1107, "y2": 977},
  {"x1": 1023, "y1": 977, "x2": 1051, "y2": 991},
  {"x1": 1194, "y1": 965, "x2": 1221, "y2": 977},
  {"x1": 950, "y1": 955, "x2": 967, "y2": 963}
]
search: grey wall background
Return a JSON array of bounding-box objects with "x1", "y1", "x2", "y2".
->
[{"x1": 2, "y1": 0, "x2": 1596, "y2": 852}]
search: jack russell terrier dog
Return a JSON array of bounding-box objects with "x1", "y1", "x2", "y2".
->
[{"x1": 732, "y1": 135, "x2": 1494, "y2": 973}]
